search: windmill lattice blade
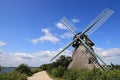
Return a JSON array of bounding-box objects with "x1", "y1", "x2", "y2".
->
[
  {"x1": 61, "y1": 17, "x2": 77, "y2": 35},
  {"x1": 85, "y1": 8, "x2": 114, "y2": 35},
  {"x1": 79, "y1": 38, "x2": 111, "y2": 71},
  {"x1": 50, "y1": 39, "x2": 77, "y2": 61},
  {"x1": 79, "y1": 48, "x2": 103, "y2": 69}
]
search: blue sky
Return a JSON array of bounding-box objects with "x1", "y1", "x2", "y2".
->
[{"x1": 0, "y1": 0, "x2": 120, "y2": 67}]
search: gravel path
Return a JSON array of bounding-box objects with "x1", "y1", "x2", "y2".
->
[{"x1": 27, "y1": 71, "x2": 53, "y2": 80}]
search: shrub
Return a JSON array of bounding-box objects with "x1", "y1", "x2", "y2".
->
[
  {"x1": 31, "y1": 68, "x2": 41, "y2": 74},
  {"x1": 41, "y1": 55, "x2": 72, "y2": 75},
  {"x1": 15, "y1": 63, "x2": 32, "y2": 76},
  {"x1": 0, "y1": 71, "x2": 27, "y2": 80},
  {"x1": 39, "y1": 64, "x2": 48, "y2": 70},
  {"x1": 51, "y1": 68, "x2": 58, "y2": 77},
  {"x1": 56, "y1": 55, "x2": 72, "y2": 67},
  {"x1": 84, "y1": 69, "x2": 103, "y2": 80},
  {"x1": 65, "y1": 69, "x2": 80, "y2": 80},
  {"x1": 51, "y1": 66, "x2": 66, "y2": 77},
  {"x1": 40, "y1": 55, "x2": 120, "y2": 80},
  {"x1": 106, "y1": 69, "x2": 120, "y2": 80}
]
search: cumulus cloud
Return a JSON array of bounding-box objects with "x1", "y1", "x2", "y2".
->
[
  {"x1": 94, "y1": 47, "x2": 120, "y2": 58},
  {"x1": 31, "y1": 28, "x2": 59, "y2": 44},
  {"x1": 60, "y1": 32, "x2": 73, "y2": 38},
  {"x1": 55, "y1": 22, "x2": 67, "y2": 29},
  {"x1": 71, "y1": 18, "x2": 79, "y2": 23},
  {"x1": 94, "y1": 47, "x2": 120, "y2": 64},
  {"x1": 0, "y1": 41, "x2": 6, "y2": 47},
  {"x1": 0, "y1": 49, "x2": 72, "y2": 67},
  {"x1": 1, "y1": 46, "x2": 120, "y2": 67},
  {"x1": 55, "y1": 19, "x2": 77, "y2": 33}
]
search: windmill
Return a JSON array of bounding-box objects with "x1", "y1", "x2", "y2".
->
[{"x1": 50, "y1": 8, "x2": 114, "y2": 71}]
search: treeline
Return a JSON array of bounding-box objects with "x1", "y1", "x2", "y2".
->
[{"x1": 39, "y1": 55, "x2": 120, "y2": 80}]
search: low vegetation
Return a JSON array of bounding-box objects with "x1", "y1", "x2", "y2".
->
[
  {"x1": 0, "y1": 64, "x2": 39, "y2": 80},
  {"x1": 0, "y1": 71, "x2": 27, "y2": 80},
  {"x1": 15, "y1": 64, "x2": 32, "y2": 76},
  {"x1": 39, "y1": 55, "x2": 120, "y2": 80}
]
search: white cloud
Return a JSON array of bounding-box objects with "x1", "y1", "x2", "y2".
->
[
  {"x1": 94, "y1": 47, "x2": 120, "y2": 64},
  {"x1": 1, "y1": 46, "x2": 120, "y2": 67},
  {"x1": 71, "y1": 18, "x2": 79, "y2": 23},
  {"x1": 94, "y1": 47, "x2": 120, "y2": 58},
  {"x1": 0, "y1": 49, "x2": 72, "y2": 67},
  {"x1": 60, "y1": 32, "x2": 73, "y2": 38},
  {"x1": 55, "y1": 22, "x2": 67, "y2": 29},
  {"x1": 0, "y1": 41, "x2": 6, "y2": 47},
  {"x1": 31, "y1": 28, "x2": 59, "y2": 44}
]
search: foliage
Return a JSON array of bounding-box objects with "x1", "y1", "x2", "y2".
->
[
  {"x1": 39, "y1": 55, "x2": 120, "y2": 80},
  {"x1": 51, "y1": 66, "x2": 66, "y2": 77},
  {"x1": 64, "y1": 69, "x2": 80, "y2": 80},
  {"x1": 56, "y1": 55, "x2": 72, "y2": 67},
  {"x1": 15, "y1": 63, "x2": 32, "y2": 76},
  {"x1": 111, "y1": 63, "x2": 120, "y2": 70},
  {"x1": 0, "y1": 64, "x2": 39, "y2": 80},
  {"x1": 0, "y1": 71, "x2": 27, "y2": 80},
  {"x1": 31, "y1": 67, "x2": 42, "y2": 74},
  {"x1": 39, "y1": 64, "x2": 49, "y2": 70},
  {"x1": 39, "y1": 55, "x2": 72, "y2": 77},
  {"x1": 50, "y1": 68, "x2": 120, "y2": 80}
]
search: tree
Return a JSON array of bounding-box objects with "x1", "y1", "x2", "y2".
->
[
  {"x1": 40, "y1": 55, "x2": 72, "y2": 76},
  {"x1": 56, "y1": 55, "x2": 72, "y2": 67},
  {"x1": 51, "y1": 66, "x2": 66, "y2": 77},
  {"x1": 15, "y1": 63, "x2": 32, "y2": 76}
]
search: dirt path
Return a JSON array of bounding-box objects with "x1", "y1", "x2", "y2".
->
[{"x1": 27, "y1": 71, "x2": 53, "y2": 80}]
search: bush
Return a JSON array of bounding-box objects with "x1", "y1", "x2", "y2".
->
[
  {"x1": 15, "y1": 63, "x2": 32, "y2": 76},
  {"x1": 106, "y1": 69, "x2": 120, "y2": 80},
  {"x1": 65, "y1": 69, "x2": 80, "y2": 80},
  {"x1": 31, "y1": 68, "x2": 41, "y2": 74},
  {"x1": 39, "y1": 64, "x2": 48, "y2": 70},
  {"x1": 51, "y1": 66, "x2": 66, "y2": 77},
  {"x1": 56, "y1": 55, "x2": 72, "y2": 67},
  {"x1": 39, "y1": 55, "x2": 120, "y2": 80},
  {"x1": 0, "y1": 71, "x2": 27, "y2": 80},
  {"x1": 64, "y1": 69, "x2": 120, "y2": 80},
  {"x1": 83, "y1": 68, "x2": 103, "y2": 80},
  {"x1": 39, "y1": 55, "x2": 72, "y2": 75}
]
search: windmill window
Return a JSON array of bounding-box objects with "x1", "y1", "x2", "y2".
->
[{"x1": 88, "y1": 58, "x2": 92, "y2": 64}]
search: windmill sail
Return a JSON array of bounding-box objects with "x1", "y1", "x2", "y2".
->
[
  {"x1": 78, "y1": 38, "x2": 111, "y2": 71},
  {"x1": 85, "y1": 8, "x2": 114, "y2": 35},
  {"x1": 60, "y1": 9, "x2": 114, "y2": 36},
  {"x1": 50, "y1": 8, "x2": 114, "y2": 71},
  {"x1": 61, "y1": 17, "x2": 77, "y2": 35},
  {"x1": 50, "y1": 39, "x2": 77, "y2": 61}
]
